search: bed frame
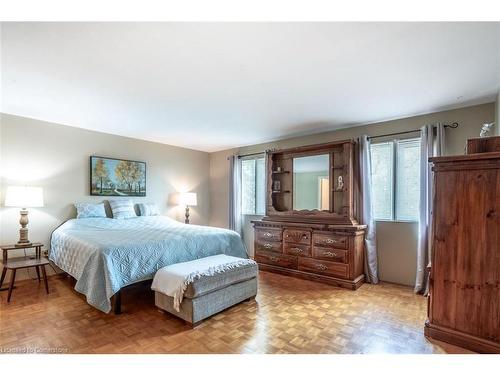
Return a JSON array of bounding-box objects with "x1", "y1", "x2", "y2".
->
[
  {"x1": 111, "y1": 278, "x2": 155, "y2": 314},
  {"x1": 112, "y1": 290, "x2": 122, "y2": 314}
]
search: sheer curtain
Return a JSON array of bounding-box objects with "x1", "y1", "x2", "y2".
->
[
  {"x1": 360, "y1": 135, "x2": 379, "y2": 284},
  {"x1": 228, "y1": 155, "x2": 243, "y2": 235},
  {"x1": 414, "y1": 124, "x2": 445, "y2": 294}
]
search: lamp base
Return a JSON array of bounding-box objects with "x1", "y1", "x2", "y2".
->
[
  {"x1": 16, "y1": 210, "x2": 31, "y2": 247},
  {"x1": 185, "y1": 206, "x2": 190, "y2": 224}
]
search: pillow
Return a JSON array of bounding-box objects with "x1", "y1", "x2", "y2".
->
[
  {"x1": 138, "y1": 203, "x2": 160, "y2": 216},
  {"x1": 75, "y1": 202, "x2": 107, "y2": 219},
  {"x1": 109, "y1": 199, "x2": 137, "y2": 219}
]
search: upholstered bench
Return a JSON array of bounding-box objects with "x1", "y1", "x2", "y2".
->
[{"x1": 152, "y1": 254, "x2": 258, "y2": 326}]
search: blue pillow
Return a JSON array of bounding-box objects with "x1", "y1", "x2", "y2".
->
[
  {"x1": 75, "y1": 202, "x2": 107, "y2": 219},
  {"x1": 137, "y1": 203, "x2": 160, "y2": 216},
  {"x1": 109, "y1": 199, "x2": 137, "y2": 219}
]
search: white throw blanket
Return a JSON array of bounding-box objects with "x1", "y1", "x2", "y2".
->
[{"x1": 151, "y1": 254, "x2": 256, "y2": 312}]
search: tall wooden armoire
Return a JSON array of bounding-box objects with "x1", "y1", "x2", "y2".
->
[
  {"x1": 425, "y1": 145, "x2": 500, "y2": 353},
  {"x1": 252, "y1": 140, "x2": 366, "y2": 290}
]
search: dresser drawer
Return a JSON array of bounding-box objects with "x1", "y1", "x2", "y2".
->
[
  {"x1": 284, "y1": 243, "x2": 311, "y2": 257},
  {"x1": 255, "y1": 239, "x2": 282, "y2": 253},
  {"x1": 255, "y1": 228, "x2": 282, "y2": 242},
  {"x1": 283, "y1": 229, "x2": 311, "y2": 245},
  {"x1": 255, "y1": 251, "x2": 298, "y2": 269},
  {"x1": 313, "y1": 246, "x2": 348, "y2": 263},
  {"x1": 312, "y1": 233, "x2": 348, "y2": 249},
  {"x1": 298, "y1": 258, "x2": 348, "y2": 278}
]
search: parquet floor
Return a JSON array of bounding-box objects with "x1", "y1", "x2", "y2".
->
[{"x1": 0, "y1": 271, "x2": 471, "y2": 354}]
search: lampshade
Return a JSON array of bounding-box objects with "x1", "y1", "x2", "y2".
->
[
  {"x1": 179, "y1": 192, "x2": 197, "y2": 206},
  {"x1": 4, "y1": 186, "x2": 44, "y2": 208}
]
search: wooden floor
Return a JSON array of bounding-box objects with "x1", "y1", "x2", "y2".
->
[{"x1": 0, "y1": 271, "x2": 471, "y2": 354}]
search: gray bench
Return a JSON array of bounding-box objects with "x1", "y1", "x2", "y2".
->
[{"x1": 154, "y1": 259, "x2": 258, "y2": 326}]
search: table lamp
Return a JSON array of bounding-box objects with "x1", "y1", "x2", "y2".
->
[
  {"x1": 179, "y1": 192, "x2": 197, "y2": 224},
  {"x1": 4, "y1": 186, "x2": 44, "y2": 247}
]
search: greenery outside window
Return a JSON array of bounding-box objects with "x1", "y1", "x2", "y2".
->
[
  {"x1": 241, "y1": 156, "x2": 266, "y2": 215},
  {"x1": 370, "y1": 137, "x2": 420, "y2": 221}
]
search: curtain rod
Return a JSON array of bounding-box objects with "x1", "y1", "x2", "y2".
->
[
  {"x1": 237, "y1": 151, "x2": 266, "y2": 159},
  {"x1": 235, "y1": 122, "x2": 459, "y2": 155},
  {"x1": 368, "y1": 122, "x2": 459, "y2": 141}
]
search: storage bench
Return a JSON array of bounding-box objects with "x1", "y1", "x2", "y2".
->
[{"x1": 152, "y1": 255, "x2": 258, "y2": 326}]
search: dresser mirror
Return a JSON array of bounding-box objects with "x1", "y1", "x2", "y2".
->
[{"x1": 292, "y1": 154, "x2": 330, "y2": 211}]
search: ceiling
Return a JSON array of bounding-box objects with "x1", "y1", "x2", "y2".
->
[{"x1": 1, "y1": 22, "x2": 499, "y2": 152}]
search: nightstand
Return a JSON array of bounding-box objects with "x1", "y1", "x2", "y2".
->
[{"x1": 0, "y1": 242, "x2": 49, "y2": 302}]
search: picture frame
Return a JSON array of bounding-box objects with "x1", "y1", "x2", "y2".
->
[{"x1": 90, "y1": 156, "x2": 146, "y2": 196}]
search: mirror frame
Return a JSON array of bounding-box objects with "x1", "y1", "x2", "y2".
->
[{"x1": 264, "y1": 140, "x2": 358, "y2": 224}]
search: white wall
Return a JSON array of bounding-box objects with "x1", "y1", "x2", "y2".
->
[
  {"x1": 0, "y1": 114, "x2": 211, "y2": 279},
  {"x1": 209, "y1": 103, "x2": 495, "y2": 286}
]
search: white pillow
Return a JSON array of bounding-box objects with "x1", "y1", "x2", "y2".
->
[
  {"x1": 75, "y1": 202, "x2": 107, "y2": 219},
  {"x1": 109, "y1": 199, "x2": 137, "y2": 219},
  {"x1": 138, "y1": 203, "x2": 160, "y2": 216}
]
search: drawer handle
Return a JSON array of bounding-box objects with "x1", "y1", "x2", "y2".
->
[
  {"x1": 326, "y1": 238, "x2": 337, "y2": 244},
  {"x1": 263, "y1": 243, "x2": 273, "y2": 249},
  {"x1": 269, "y1": 256, "x2": 279, "y2": 262},
  {"x1": 291, "y1": 247, "x2": 303, "y2": 253},
  {"x1": 264, "y1": 232, "x2": 273, "y2": 238},
  {"x1": 325, "y1": 251, "x2": 338, "y2": 258},
  {"x1": 316, "y1": 264, "x2": 328, "y2": 271},
  {"x1": 302, "y1": 234, "x2": 308, "y2": 239}
]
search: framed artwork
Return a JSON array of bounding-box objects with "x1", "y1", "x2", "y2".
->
[{"x1": 90, "y1": 156, "x2": 146, "y2": 196}]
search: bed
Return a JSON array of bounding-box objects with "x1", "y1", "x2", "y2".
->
[{"x1": 49, "y1": 216, "x2": 248, "y2": 313}]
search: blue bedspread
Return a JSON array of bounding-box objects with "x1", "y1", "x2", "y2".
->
[{"x1": 49, "y1": 216, "x2": 248, "y2": 313}]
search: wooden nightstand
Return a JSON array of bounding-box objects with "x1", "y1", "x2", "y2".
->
[{"x1": 0, "y1": 242, "x2": 49, "y2": 302}]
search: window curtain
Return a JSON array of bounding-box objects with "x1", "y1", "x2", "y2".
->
[
  {"x1": 414, "y1": 123, "x2": 445, "y2": 294},
  {"x1": 359, "y1": 135, "x2": 379, "y2": 284},
  {"x1": 228, "y1": 155, "x2": 243, "y2": 235}
]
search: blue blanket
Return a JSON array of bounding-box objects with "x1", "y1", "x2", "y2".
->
[{"x1": 50, "y1": 216, "x2": 248, "y2": 312}]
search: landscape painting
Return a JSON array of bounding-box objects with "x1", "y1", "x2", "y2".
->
[{"x1": 90, "y1": 156, "x2": 146, "y2": 196}]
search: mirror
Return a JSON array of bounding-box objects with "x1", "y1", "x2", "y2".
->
[{"x1": 293, "y1": 154, "x2": 330, "y2": 211}]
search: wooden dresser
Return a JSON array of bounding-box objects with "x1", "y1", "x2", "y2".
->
[
  {"x1": 467, "y1": 135, "x2": 500, "y2": 154},
  {"x1": 253, "y1": 140, "x2": 366, "y2": 290},
  {"x1": 425, "y1": 151, "x2": 500, "y2": 353}
]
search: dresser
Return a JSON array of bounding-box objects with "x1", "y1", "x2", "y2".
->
[
  {"x1": 254, "y1": 221, "x2": 365, "y2": 289},
  {"x1": 253, "y1": 140, "x2": 366, "y2": 289},
  {"x1": 425, "y1": 150, "x2": 500, "y2": 353}
]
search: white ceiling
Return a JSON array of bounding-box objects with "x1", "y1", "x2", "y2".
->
[{"x1": 1, "y1": 22, "x2": 499, "y2": 152}]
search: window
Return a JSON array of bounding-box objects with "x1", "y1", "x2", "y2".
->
[
  {"x1": 370, "y1": 137, "x2": 420, "y2": 221},
  {"x1": 241, "y1": 156, "x2": 265, "y2": 215}
]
